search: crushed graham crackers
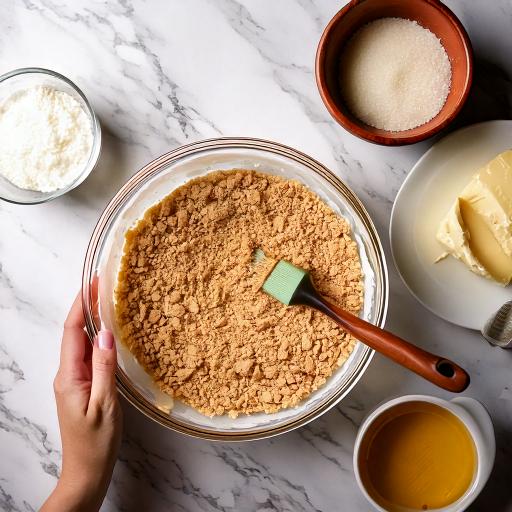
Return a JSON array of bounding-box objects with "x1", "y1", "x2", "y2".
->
[{"x1": 115, "y1": 170, "x2": 363, "y2": 418}]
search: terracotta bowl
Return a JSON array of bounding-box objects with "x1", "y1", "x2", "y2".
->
[{"x1": 316, "y1": 0, "x2": 473, "y2": 146}]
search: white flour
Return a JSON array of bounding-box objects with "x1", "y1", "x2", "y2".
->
[{"x1": 0, "y1": 86, "x2": 93, "y2": 192}]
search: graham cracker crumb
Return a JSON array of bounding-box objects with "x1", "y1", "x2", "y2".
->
[{"x1": 115, "y1": 170, "x2": 363, "y2": 417}]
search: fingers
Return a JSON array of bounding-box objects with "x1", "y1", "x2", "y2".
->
[
  {"x1": 90, "y1": 330, "x2": 117, "y2": 409},
  {"x1": 57, "y1": 292, "x2": 118, "y2": 421},
  {"x1": 59, "y1": 292, "x2": 89, "y2": 379},
  {"x1": 90, "y1": 275, "x2": 100, "y2": 327},
  {"x1": 90, "y1": 274, "x2": 99, "y2": 301},
  {"x1": 64, "y1": 291, "x2": 85, "y2": 329}
]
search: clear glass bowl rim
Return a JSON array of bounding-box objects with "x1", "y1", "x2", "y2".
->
[
  {"x1": 0, "y1": 67, "x2": 101, "y2": 205},
  {"x1": 82, "y1": 137, "x2": 389, "y2": 441}
]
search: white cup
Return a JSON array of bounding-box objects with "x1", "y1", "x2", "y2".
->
[{"x1": 353, "y1": 395, "x2": 495, "y2": 512}]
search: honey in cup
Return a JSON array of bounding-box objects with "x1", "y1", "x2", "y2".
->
[{"x1": 358, "y1": 401, "x2": 476, "y2": 511}]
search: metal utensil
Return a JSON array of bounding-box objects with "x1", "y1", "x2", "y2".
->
[{"x1": 482, "y1": 301, "x2": 512, "y2": 348}]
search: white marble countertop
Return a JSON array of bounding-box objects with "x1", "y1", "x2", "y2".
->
[{"x1": 1, "y1": 1, "x2": 511, "y2": 511}]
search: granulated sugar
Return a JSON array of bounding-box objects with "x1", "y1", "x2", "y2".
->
[{"x1": 340, "y1": 18, "x2": 451, "y2": 132}]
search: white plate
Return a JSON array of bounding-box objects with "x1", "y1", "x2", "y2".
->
[{"x1": 390, "y1": 120, "x2": 512, "y2": 330}]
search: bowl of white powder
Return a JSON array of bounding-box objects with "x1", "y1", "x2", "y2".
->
[
  {"x1": 0, "y1": 67, "x2": 101, "y2": 204},
  {"x1": 316, "y1": 0, "x2": 473, "y2": 146}
]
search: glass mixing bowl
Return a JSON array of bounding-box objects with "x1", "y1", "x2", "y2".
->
[
  {"x1": 0, "y1": 67, "x2": 101, "y2": 204},
  {"x1": 82, "y1": 138, "x2": 388, "y2": 441}
]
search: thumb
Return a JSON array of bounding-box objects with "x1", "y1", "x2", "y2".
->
[{"x1": 90, "y1": 330, "x2": 117, "y2": 408}]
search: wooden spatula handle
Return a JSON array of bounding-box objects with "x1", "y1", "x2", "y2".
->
[{"x1": 295, "y1": 280, "x2": 470, "y2": 392}]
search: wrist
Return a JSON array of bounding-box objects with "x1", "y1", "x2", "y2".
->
[
  {"x1": 42, "y1": 484, "x2": 92, "y2": 512},
  {"x1": 50, "y1": 475, "x2": 104, "y2": 512}
]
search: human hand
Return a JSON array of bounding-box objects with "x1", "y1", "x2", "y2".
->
[{"x1": 41, "y1": 293, "x2": 122, "y2": 512}]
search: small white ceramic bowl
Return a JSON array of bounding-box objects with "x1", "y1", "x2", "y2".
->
[
  {"x1": 353, "y1": 394, "x2": 495, "y2": 512},
  {"x1": 0, "y1": 67, "x2": 101, "y2": 204}
]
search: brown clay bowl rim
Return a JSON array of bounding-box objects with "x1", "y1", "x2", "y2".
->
[{"x1": 315, "y1": 0, "x2": 474, "y2": 146}]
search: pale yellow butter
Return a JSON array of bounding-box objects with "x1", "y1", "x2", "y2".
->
[
  {"x1": 436, "y1": 150, "x2": 512, "y2": 285},
  {"x1": 460, "y1": 151, "x2": 512, "y2": 256},
  {"x1": 436, "y1": 198, "x2": 489, "y2": 278}
]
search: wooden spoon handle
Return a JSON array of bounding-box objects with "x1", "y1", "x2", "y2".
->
[
  {"x1": 294, "y1": 279, "x2": 470, "y2": 392},
  {"x1": 323, "y1": 298, "x2": 469, "y2": 392}
]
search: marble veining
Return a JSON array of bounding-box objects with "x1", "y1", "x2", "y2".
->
[{"x1": 0, "y1": 1, "x2": 511, "y2": 511}]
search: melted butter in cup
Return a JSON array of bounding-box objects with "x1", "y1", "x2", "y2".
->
[{"x1": 353, "y1": 395, "x2": 495, "y2": 512}]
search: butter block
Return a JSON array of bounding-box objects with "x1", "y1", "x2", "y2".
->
[
  {"x1": 459, "y1": 198, "x2": 512, "y2": 284},
  {"x1": 436, "y1": 198, "x2": 489, "y2": 279},
  {"x1": 460, "y1": 150, "x2": 512, "y2": 256},
  {"x1": 436, "y1": 150, "x2": 512, "y2": 285}
]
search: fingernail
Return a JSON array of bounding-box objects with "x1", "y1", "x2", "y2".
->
[{"x1": 98, "y1": 330, "x2": 114, "y2": 350}]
